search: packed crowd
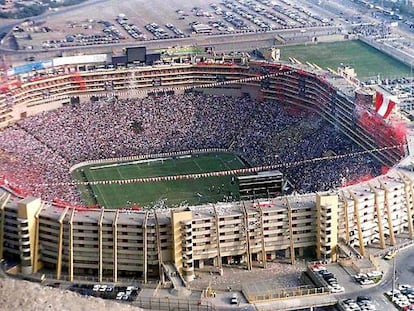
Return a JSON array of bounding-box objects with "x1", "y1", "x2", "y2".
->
[
  {"x1": 352, "y1": 23, "x2": 391, "y2": 38},
  {"x1": 0, "y1": 92, "x2": 383, "y2": 204}
]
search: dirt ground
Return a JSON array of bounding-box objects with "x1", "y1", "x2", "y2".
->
[
  {"x1": 0, "y1": 278, "x2": 144, "y2": 311},
  {"x1": 190, "y1": 260, "x2": 307, "y2": 292}
]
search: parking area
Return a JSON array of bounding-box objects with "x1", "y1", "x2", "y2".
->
[
  {"x1": 310, "y1": 263, "x2": 344, "y2": 293},
  {"x1": 10, "y1": 0, "x2": 335, "y2": 50},
  {"x1": 311, "y1": 263, "x2": 358, "y2": 294},
  {"x1": 385, "y1": 285, "x2": 414, "y2": 310},
  {"x1": 309, "y1": 262, "x2": 386, "y2": 294},
  {"x1": 67, "y1": 283, "x2": 140, "y2": 302},
  {"x1": 340, "y1": 296, "x2": 377, "y2": 311}
]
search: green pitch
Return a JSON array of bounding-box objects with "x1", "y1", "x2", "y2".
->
[
  {"x1": 279, "y1": 40, "x2": 411, "y2": 80},
  {"x1": 72, "y1": 152, "x2": 246, "y2": 209}
]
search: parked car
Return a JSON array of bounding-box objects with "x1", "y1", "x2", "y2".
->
[
  {"x1": 231, "y1": 293, "x2": 238, "y2": 304},
  {"x1": 354, "y1": 273, "x2": 368, "y2": 281},
  {"x1": 367, "y1": 271, "x2": 383, "y2": 278},
  {"x1": 386, "y1": 289, "x2": 401, "y2": 296},
  {"x1": 116, "y1": 292, "x2": 125, "y2": 300},
  {"x1": 357, "y1": 296, "x2": 372, "y2": 302},
  {"x1": 330, "y1": 285, "x2": 345, "y2": 293},
  {"x1": 311, "y1": 263, "x2": 326, "y2": 272},
  {"x1": 400, "y1": 285, "x2": 413, "y2": 291},
  {"x1": 384, "y1": 250, "x2": 397, "y2": 260},
  {"x1": 360, "y1": 279, "x2": 374, "y2": 285}
]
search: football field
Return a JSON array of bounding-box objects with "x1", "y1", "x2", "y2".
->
[{"x1": 73, "y1": 152, "x2": 246, "y2": 209}]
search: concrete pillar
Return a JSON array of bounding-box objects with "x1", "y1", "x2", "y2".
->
[
  {"x1": 113, "y1": 210, "x2": 119, "y2": 283},
  {"x1": 259, "y1": 206, "x2": 267, "y2": 268},
  {"x1": 298, "y1": 247, "x2": 304, "y2": 257},
  {"x1": 259, "y1": 252, "x2": 265, "y2": 262},
  {"x1": 242, "y1": 203, "x2": 252, "y2": 271},
  {"x1": 98, "y1": 209, "x2": 104, "y2": 283},
  {"x1": 56, "y1": 207, "x2": 69, "y2": 280},
  {"x1": 286, "y1": 198, "x2": 295, "y2": 264},
  {"x1": 349, "y1": 191, "x2": 366, "y2": 257},
  {"x1": 154, "y1": 212, "x2": 164, "y2": 283},
  {"x1": 142, "y1": 211, "x2": 149, "y2": 284},
  {"x1": 199, "y1": 260, "x2": 204, "y2": 269},
  {"x1": 368, "y1": 183, "x2": 386, "y2": 249},
  {"x1": 33, "y1": 202, "x2": 44, "y2": 273},
  {"x1": 340, "y1": 191, "x2": 350, "y2": 243},
  {"x1": 379, "y1": 181, "x2": 396, "y2": 246},
  {"x1": 285, "y1": 249, "x2": 290, "y2": 258},
  {"x1": 68, "y1": 208, "x2": 75, "y2": 282},
  {"x1": 400, "y1": 173, "x2": 414, "y2": 239},
  {"x1": 213, "y1": 205, "x2": 222, "y2": 269},
  {"x1": 0, "y1": 193, "x2": 10, "y2": 260}
]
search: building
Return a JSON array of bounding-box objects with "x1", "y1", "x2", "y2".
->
[{"x1": 0, "y1": 55, "x2": 411, "y2": 283}]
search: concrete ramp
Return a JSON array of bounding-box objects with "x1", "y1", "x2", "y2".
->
[
  {"x1": 162, "y1": 263, "x2": 191, "y2": 297},
  {"x1": 255, "y1": 294, "x2": 337, "y2": 311},
  {"x1": 338, "y1": 240, "x2": 363, "y2": 258}
]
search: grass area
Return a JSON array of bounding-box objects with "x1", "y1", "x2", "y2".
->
[
  {"x1": 73, "y1": 152, "x2": 246, "y2": 209},
  {"x1": 279, "y1": 40, "x2": 412, "y2": 81}
]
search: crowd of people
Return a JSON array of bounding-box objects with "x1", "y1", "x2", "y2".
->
[
  {"x1": 0, "y1": 92, "x2": 383, "y2": 204},
  {"x1": 352, "y1": 23, "x2": 391, "y2": 39}
]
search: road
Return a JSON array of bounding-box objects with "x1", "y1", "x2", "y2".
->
[
  {"x1": 394, "y1": 244, "x2": 414, "y2": 288},
  {"x1": 0, "y1": 24, "x2": 341, "y2": 64},
  {"x1": 332, "y1": 244, "x2": 414, "y2": 311}
]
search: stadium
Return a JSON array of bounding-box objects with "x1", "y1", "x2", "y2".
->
[{"x1": 0, "y1": 49, "x2": 411, "y2": 287}]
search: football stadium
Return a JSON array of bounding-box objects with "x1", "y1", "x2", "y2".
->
[{"x1": 0, "y1": 47, "x2": 412, "y2": 288}]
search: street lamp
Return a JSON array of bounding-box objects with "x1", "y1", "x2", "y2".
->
[{"x1": 392, "y1": 255, "x2": 398, "y2": 294}]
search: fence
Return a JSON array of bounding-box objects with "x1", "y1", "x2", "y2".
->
[
  {"x1": 242, "y1": 284, "x2": 330, "y2": 303},
  {"x1": 37, "y1": 272, "x2": 159, "y2": 289},
  {"x1": 132, "y1": 296, "x2": 216, "y2": 311},
  {"x1": 69, "y1": 148, "x2": 229, "y2": 173},
  {"x1": 23, "y1": 271, "x2": 216, "y2": 311},
  {"x1": 360, "y1": 36, "x2": 414, "y2": 69}
]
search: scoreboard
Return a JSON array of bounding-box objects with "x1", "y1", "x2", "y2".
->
[{"x1": 237, "y1": 170, "x2": 283, "y2": 200}]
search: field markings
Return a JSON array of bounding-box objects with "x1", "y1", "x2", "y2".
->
[
  {"x1": 77, "y1": 152, "x2": 247, "y2": 208},
  {"x1": 194, "y1": 158, "x2": 203, "y2": 172},
  {"x1": 221, "y1": 157, "x2": 233, "y2": 171},
  {"x1": 116, "y1": 167, "x2": 127, "y2": 180},
  {"x1": 82, "y1": 169, "x2": 99, "y2": 205},
  {"x1": 89, "y1": 169, "x2": 110, "y2": 208},
  {"x1": 95, "y1": 184, "x2": 111, "y2": 208},
  {"x1": 112, "y1": 167, "x2": 130, "y2": 207}
]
